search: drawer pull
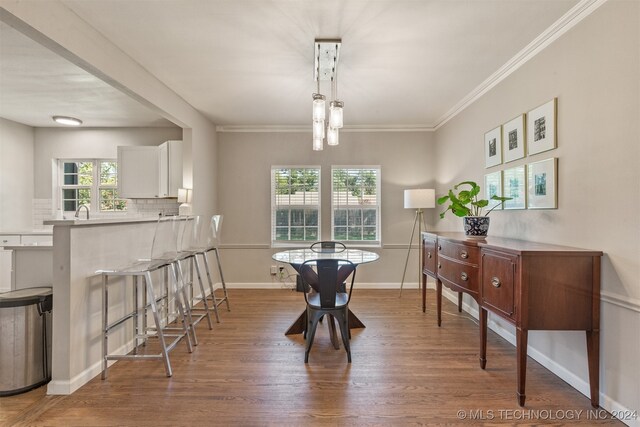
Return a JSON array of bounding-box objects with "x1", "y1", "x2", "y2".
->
[
  {"x1": 491, "y1": 277, "x2": 501, "y2": 288},
  {"x1": 427, "y1": 252, "x2": 432, "y2": 259},
  {"x1": 438, "y1": 263, "x2": 441, "y2": 269},
  {"x1": 438, "y1": 245, "x2": 442, "y2": 250},
  {"x1": 2, "y1": 240, "x2": 7, "y2": 243},
  {"x1": 460, "y1": 272, "x2": 468, "y2": 282},
  {"x1": 460, "y1": 250, "x2": 468, "y2": 259}
]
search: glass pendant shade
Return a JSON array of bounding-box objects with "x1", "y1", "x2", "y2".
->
[
  {"x1": 312, "y1": 94, "x2": 326, "y2": 121},
  {"x1": 312, "y1": 137, "x2": 323, "y2": 151},
  {"x1": 313, "y1": 120, "x2": 325, "y2": 139},
  {"x1": 327, "y1": 127, "x2": 339, "y2": 146},
  {"x1": 329, "y1": 100, "x2": 344, "y2": 128}
]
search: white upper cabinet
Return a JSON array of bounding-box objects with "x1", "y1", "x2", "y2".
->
[{"x1": 117, "y1": 140, "x2": 182, "y2": 198}]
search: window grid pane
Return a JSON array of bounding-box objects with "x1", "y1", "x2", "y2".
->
[
  {"x1": 272, "y1": 167, "x2": 320, "y2": 243},
  {"x1": 332, "y1": 167, "x2": 380, "y2": 243},
  {"x1": 61, "y1": 159, "x2": 126, "y2": 212}
]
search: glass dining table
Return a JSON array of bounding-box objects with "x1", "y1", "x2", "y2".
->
[{"x1": 272, "y1": 248, "x2": 380, "y2": 341}]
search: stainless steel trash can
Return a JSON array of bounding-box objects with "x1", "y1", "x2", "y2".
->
[{"x1": 0, "y1": 287, "x2": 52, "y2": 396}]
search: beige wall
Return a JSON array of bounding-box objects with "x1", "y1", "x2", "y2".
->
[
  {"x1": 0, "y1": 117, "x2": 34, "y2": 230},
  {"x1": 217, "y1": 131, "x2": 436, "y2": 285},
  {"x1": 33, "y1": 127, "x2": 182, "y2": 199},
  {"x1": 434, "y1": 0, "x2": 639, "y2": 413}
]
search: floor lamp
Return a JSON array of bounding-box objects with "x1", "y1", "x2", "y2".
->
[{"x1": 399, "y1": 189, "x2": 435, "y2": 296}]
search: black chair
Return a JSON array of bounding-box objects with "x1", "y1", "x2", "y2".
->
[
  {"x1": 309, "y1": 241, "x2": 346, "y2": 253},
  {"x1": 299, "y1": 259, "x2": 356, "y2": 363}
]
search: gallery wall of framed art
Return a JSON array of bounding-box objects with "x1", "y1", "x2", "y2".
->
[{"x1": 482, "y1": 97, "x2": 558, "y2": 210}]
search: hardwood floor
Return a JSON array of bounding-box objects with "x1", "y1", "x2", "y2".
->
[{"x1": 1, "y1": 289, "x2": 619, "y2": 426}]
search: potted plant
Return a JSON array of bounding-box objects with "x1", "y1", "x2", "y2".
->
[{"x1": 437, "y1": 181, "x2": 511, "y2": 238}]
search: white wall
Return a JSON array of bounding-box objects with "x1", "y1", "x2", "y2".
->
[
  {"x1": 1, "y1": 1, "x2": 219, "y2": 218},
  {"x1": 217, "y1": 131, "x2": 436, "y2": 286},
  {"x1": 0, "y1": 117, "x2": 34, "y2": 230},
  {"x1": 434, "y1": 0, "x2": 639, "y2": 415},
  {"x1": 33, "y1": 127, "x2": 182, "y2": 199}
]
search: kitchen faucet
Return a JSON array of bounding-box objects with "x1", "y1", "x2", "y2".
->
[{"x1": 75, "y1": 204, "x2": 89, "y2": 220}]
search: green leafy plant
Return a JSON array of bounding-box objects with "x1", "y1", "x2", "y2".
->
[{"x1": 437, "y1": 181, "x2": 511, "y2": 219}]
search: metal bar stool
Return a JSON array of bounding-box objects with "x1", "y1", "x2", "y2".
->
[
  {"x1": 194, "y1": 215, "x2": 230, "y2": 322},
  {"x1": 176, "y1": 216, "x2": 216, "y2": 329},
  {"x1": 146, "y1": 216, "x2": 208, "y2": 347},
  {"x1": 97, "y1": 217, "x2": 193, "y2": 379}
]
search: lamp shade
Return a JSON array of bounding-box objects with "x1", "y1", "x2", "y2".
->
[{"x1": 404, "y1": 189, "x2": 435, "y2": 209}]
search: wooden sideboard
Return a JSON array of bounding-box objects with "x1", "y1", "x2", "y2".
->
[{"x1": 421, "y1": 232, "x2": 602, "y2": 407}]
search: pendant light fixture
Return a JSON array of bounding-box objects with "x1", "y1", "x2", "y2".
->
[{"x1": 312, "y1": 39, "x2": 342, "y2": 150}]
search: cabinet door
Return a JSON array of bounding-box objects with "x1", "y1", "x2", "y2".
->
[
  {"x1": 0, "y1": 249, "x2": 13, "y2": 292},
  {"x1": 164, "y1": 140, "x2": 183, "y2": 197},
  {"x1": 422, "y1": 234, "x2": 437, "y2": 275},
  {"x1": 481, "y1": 250, "x2": 517, "y2": 320},
  {"x1": 117, "y1": 146, "x2": 160, "y2": 198}
]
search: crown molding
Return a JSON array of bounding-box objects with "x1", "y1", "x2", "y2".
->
[
  {"x1": 216, "y1": 0, "x2": 606, "y2": 134},
  {"x1": 216, "y1": 124, "x2": 435, "y2": 133},
  {"x1": 433, "y1": 0, "x2": 607, "y2": 130}
]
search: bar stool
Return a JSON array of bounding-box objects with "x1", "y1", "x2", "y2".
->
[
  {"x1": 97, "y1": 217, "x2": 193, "y2": 379},
  {"x1": 147, "y1": 216, "x2": 209, "y2": 347},
  {"x1": 176, "y1": 216, "x2": 216, "y2": 329},
  {"x1": 189, "y1": 215, "x2": 230, "y2": 322}
]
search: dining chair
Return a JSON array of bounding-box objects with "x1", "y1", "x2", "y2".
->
[
  {"x1": 299, "y1": 258, "x2": 357, "y2": 363},
  {"x1": 309, "y1": 241, "x2": 346, "y2": 253}
]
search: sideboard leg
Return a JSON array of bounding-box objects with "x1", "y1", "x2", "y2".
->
[
  {"x1": 479, "y1": 308, "x2": 487, "y2": 369},
  {"x1": 586, "y1": 329, "x2": 600, "y2": 408},
  {"x1": 457, "y1": 292, "x2": 463, "y2": 312},
  {"x1": 436, "y1": 280, "x2": 442, "y2": 327},
  {"x1": 516, "y1": 327, "x2": 528, "y2": 407},
  {"x1": 422, "y1": 273, "x2": 427, "y2": 313}
]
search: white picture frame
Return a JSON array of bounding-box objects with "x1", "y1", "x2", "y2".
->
[
  {"x1": 503, "y1": 114, "x2": 526, "y2": 163},
  {"x1": 484, "y1": 126, "x2": 502, "y2": 168},
  {"x1": 503, "y1": 165, "x2": 526, "y2": 210},
  {"x1": 527, "y1": 158, "x2": 557, "y2": 209},
  {"x1": 484, "y1": 171, "x2": 503, "y2": 211},
  {"x1": 527, "y1": 98, "x2": 557, "y2": 156}
]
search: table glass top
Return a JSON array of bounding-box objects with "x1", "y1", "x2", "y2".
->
[{"x1": 272, "y1": 248, "x2": 380, "y2": 265}]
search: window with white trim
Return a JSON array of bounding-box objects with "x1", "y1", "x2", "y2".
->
[
  {"x1": 271, "y1": 166, "x2": 320, "y2": 245},
  {"x1": 331, "y1": 166, "x2": 381, "y2": 245},
  {"x1": 59, "y1": 159, "x2": 127, "y2": 213}
]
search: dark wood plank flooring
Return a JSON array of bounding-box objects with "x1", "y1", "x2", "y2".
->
[{"x1": 1, "y1": 289, "x2": 619, "y2": 426}]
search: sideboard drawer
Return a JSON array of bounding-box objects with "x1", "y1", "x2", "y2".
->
[
  {"x1": 438, "y1": 239, "x2": 479, "y2": 265},
  {"x1": 481, "y1": 251, "x2": 517, "y2": 320},
  {"x1": 423, "y1": 235, "x2": 437, "y2": 275},
  {"x1": 438, "y1": 257, "x2": 479, "y2": 294}
]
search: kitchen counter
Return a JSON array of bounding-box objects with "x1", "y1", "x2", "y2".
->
[
  {"x1": 44, "y1": 216, "x2": 158, "y2": 226},
  {"x1": 46, "y1": 217, "x2": 163, "y2": 395},
  {"x1": 0, "y1": 230, "x2": 53, "y2": 235}
]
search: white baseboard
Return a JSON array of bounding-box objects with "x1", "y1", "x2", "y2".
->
[
  {"x1": 440, "y1": 288, "x2": 638, "y2": 427},
  {"x1": 225, "y1": 282, "x2": 422, "y2": 290},
  {"x1": 48, "y1": 341, "x2": 133, "y2": 395}
]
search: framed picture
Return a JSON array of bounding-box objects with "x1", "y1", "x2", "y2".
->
[
  {"x1": 527, "y1": 158, "x2": 557, "y2": 209},
  {"x1": 502, "y1": 114, "x2": 526, "y2": 163},
  {"x1": 484, "y1": 171, "x2": 503, "y2": 210},
  {"x1": 484, "y1": 126, "x2": 502, "y2": 168},
  {"x1": 503, "y1": 165, "x2": 526, "y2": 209},
  {"x1": 527, "y1": 98, "x2": 557, "y2": 156}
]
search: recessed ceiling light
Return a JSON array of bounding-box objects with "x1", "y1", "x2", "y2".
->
[{"x1": 52, "y1": 116, "x2": 83, "y2": 126}]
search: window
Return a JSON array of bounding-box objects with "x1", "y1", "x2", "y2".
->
[
  {"x1": 271, "y1": 167, "x2": 320, "y2": 245},
  {"x1": 331, "y1": 166, "x2": 381, "y2": 245},
  {"x1": 59, "y1": 159, "x2": 127, "y2": 213}
]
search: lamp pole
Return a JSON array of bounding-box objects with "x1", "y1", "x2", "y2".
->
[{"x1": 399, "y1": 189, "x2": 435, "y2": 297}]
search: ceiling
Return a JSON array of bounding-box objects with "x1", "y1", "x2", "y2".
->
[
  {"x1": 1, "y1": 0, "x2": 580, "y2": 129},
  {"x1": 0, "y1": 21, "x2": 174, "y2": 128}
]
